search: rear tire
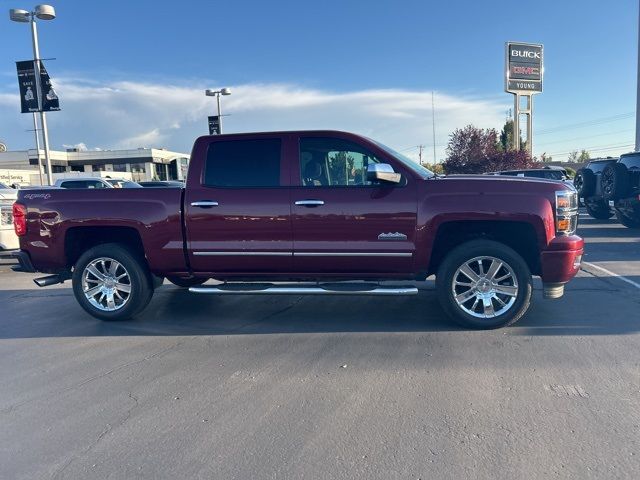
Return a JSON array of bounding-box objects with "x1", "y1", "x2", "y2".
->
[
  {"x1": 586, "y1": 203, "x2": 613, "y2": 220},
  {"x1": 72, "y1": 243, "x2": 153, "y2": 321},
  {"x1": 166, "y1": 276, "x2": 208, "y2": 288},
  {"x1": 436, "y1": 239, "x2": 533, "y2": 329},
  {"x1": 615, "y1": 210, "x2": 640, "y2": 229}
]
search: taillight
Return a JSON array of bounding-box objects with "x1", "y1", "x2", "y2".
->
[{"x1": 13, "y1": 203, "x2": 27, "y2": 236}]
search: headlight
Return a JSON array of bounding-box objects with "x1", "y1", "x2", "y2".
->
[{"x1": 555, "y1": 190, "x2": 578, "y2": 235}]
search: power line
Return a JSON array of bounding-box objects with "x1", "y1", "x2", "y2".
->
[
  {"x1": 535, "y1": 128, "x2": 635, "y2": 147},
  {"x1": 537, "y1": 112, "x2": 634, "y2": 136},
  {"x1": 545, "y1": 142, "x2": 634, "y2": 157}
]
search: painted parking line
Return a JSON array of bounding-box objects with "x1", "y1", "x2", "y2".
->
[{"x1": 583, "y1": 261, "x2": 640, "y2": 290}]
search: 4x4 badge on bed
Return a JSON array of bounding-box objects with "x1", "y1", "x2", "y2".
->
[{"x1": 377, "y1": 232, "x2": 407, "y2": 241}]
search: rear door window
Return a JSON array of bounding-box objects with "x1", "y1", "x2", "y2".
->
[{"x1": 204, "y1": 139, "x2": 282, "y2": 187}]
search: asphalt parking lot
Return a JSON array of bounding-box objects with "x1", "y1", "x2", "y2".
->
[{"x1": 1, "y1": 211, "x2": 639, "y2": 480}]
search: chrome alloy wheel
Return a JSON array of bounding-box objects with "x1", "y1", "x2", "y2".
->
[
  {"x1": 451, "y1": 256, "x2": 518, "y2": 319},
  {"x1": 82, "y1": 257, "x2": 132, "y2": 311}
]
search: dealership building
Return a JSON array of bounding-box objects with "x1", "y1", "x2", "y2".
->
[{"x1": 0, "y1": 147, "x2": 190, "y2": 184}]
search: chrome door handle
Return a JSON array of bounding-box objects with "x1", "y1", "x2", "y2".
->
[
  {"x1": 191, "y1": 201, "x2": 219, "y2": 208},
  {"x1": 295, "y1": 200, "x2": 324, "y2": 207}
]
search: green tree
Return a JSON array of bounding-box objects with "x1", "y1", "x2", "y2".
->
[
  {"x1": 578, "y1": 149, "x2": 591, "y2": 162},
  {"x1": 498, "y1": 119, "x2": 525, "y2": 151},
  {"x1": 327, "y1": 151, "x2": 354, "y2": 185}
]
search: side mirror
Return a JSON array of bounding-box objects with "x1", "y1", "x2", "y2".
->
[{"x1": 367, "y1": 163, "x2": 401, "y2": 184}]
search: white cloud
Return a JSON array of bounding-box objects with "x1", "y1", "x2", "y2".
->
[
  {"x1": 0, "y1": 79, "x2": 508, "y2": 162},
  {"x1": 62, "y1": 142, "x2": 89, "y2": 151}
]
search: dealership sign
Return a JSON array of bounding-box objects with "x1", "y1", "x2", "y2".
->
[{"x1": 505, "y1": 42, "x2": 543, "y2": 94}]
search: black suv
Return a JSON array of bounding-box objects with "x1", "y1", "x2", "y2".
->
[
  {"x1": 487, "y1": 167, "x2": 570, "y2": 182},
  {"x1": 574, "y1": 158, "x2": 618, "y2": 219},
  {"x1": 601, "y1": 153, "x2": 640, "y2": 228}
]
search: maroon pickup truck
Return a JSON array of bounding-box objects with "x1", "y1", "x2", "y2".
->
[{"x1": 12, "y1": 131, "x2": 583, "y2": 329}]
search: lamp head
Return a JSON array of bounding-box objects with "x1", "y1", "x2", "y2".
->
[
  {"x1": 9, "y1": 8, "x2": 31, "y2": 22},
  {"x1": 220, "y1": 88, "x2": 231, "y2": 96},
  {"x1": 205, "y1": 89, "x2": 216, "y2": 96},
  {"x1": 34, "y1": 4, "x2": 56, "y2": 20}
]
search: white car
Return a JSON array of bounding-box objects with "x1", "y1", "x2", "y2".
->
[
  {"x1": 54, "y1": 177, "x2": 142, "y2": 189},
  {"x1": 0, "y1": 182, "x2": 19, "y2": 251}
]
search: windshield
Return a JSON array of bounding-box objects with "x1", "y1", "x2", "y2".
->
[{"x1": 369, "y1": 138, "x2": 435, "y2": 178}]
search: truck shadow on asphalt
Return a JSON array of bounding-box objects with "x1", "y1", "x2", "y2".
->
[{"x1": 0, "y1": 277, "x2": 638, "y2": 339}]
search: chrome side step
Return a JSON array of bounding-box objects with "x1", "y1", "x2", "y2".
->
[{"x1": 189, "y1": 283, "x2": 418, "y2": 296}]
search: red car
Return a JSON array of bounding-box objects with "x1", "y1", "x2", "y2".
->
[{"x1": 12, "y1": 131, "x2": 583, "y2": 329}]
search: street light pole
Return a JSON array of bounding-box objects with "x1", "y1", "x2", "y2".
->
[
  {"x1": 10, "y1": 5, "x2": 56, "y2": 185},
  {"x1": 31, "y1": 112, "x2": 43, "y2": 185},
  {"x1": 29, "y1": 17, "x2": 53, "y2": 185},
  {"x1": 216, "y1": 93, "x2": 222, "y2": 132},
  {"x1": 205, "y1": 87, "x2": 231, "y2": 134}
]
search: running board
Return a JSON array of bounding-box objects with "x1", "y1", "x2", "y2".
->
[{"x1": 189, "y1": 283, "x2": 418, "y2": 296}]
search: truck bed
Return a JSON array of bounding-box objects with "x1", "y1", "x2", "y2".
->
[{"x1": 17, "y1": 188, "x2": 186, "y2": 275}]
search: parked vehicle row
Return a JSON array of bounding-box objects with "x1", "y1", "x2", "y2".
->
[
  {"x1": 11, "y1": 130, "x2": 583, "y2": 329},
  {"x1": 574, "y1": 155, "x2": 640, "y2": 228},
  {"x1": 487, "y1": 166, "x2": 571, "y2": 183}
]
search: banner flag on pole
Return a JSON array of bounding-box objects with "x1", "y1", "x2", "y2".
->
[{"x1": 16, "y1": 60, "x2": 60, "y2": 113}]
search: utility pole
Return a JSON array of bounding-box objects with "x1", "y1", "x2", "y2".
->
[
  {"x1": 636, "y1": 0, "x2": 640, "y2": 151},
  {"x1": 431, "y1": 91, "x2": 437, "y2": 163},
  {"x1": 418, "y1": 144, "x2": 424, "y2": 165}
]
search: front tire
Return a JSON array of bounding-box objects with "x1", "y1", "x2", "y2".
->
[
  {"x1": 436, "y1": 239, "x2": 533, "y2": 329},
  {"x1": 72, "y1": 243, "x2": 153, "y2": 321}
]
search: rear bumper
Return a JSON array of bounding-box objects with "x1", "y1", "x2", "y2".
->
[
  {"x1": 540, "y1": 235, "x2": 584, "y2": 284},
  {"x1": 614, "y1": 195, "x2": 640, "y2": 217}
]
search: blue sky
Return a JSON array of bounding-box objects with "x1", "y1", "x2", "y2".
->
[{"x1": 0, "y1": 0, "x2": 637, "y2": 161}]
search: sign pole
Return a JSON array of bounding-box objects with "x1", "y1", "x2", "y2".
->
[
  {"x1": 30, "y1": 17, "x2": 53, "y2": 185},
  {"x1": 527, "y1": 95, "x2": 533, "y2": 155},
  {"x1": 513, "y1": 94, "x2": 520, "y2": 151}
]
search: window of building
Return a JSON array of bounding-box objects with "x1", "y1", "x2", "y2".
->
[
  {"x1": 204, "y1": 139, "x2": 281, "y2": 187},
  {"x1": 299, "y1": 137, "x2": 381, "y2": 187},
  {"x1": 112, "y1": 164, "x2": 127, "y2": 173}
]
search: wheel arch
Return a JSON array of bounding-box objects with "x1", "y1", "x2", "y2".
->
[
  {"x1": 427, "y1": 220, "x2": 541, "y2": 276},
  {"x1": 65, "y1": 226, "x2": 146, "y2": 269}
]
